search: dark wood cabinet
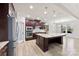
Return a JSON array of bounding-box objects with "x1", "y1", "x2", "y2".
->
[
  {"x1": 0, "y1": 44, "x2": 8, "y2": 56},
  {"x1": 0, "y1": 3, "x2": 9, "y2": 56},
  {"x1": 36, "y1": 34, "x2": 63, "y2": 52},
  {"x1": 36, "y1": 36, "x2": 48, "y2": 52},
  {"x1": 0, "y1": 41, "x2": 9, "y2": 56},
  {"x1": 0, "y1": 3, "x2": 9, "y2": 41}
]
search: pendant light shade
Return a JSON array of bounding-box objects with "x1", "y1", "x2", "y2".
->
[{"x1": 44, "y1": 6, "x2": 48, "y2": 15}]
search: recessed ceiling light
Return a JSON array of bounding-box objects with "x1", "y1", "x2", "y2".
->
[
  {"x1": 44, "y1": 11, "x2": 47, "y2": 14},
  {"x1": 29, "y1": 5, "x2": 34, "y2": 9}
]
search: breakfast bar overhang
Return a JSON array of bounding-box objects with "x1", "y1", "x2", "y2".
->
[{"x1": 36, "y1": 33, "x2": 66, "y2": 52}]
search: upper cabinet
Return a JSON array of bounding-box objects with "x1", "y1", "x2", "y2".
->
[
  {"x1": 0, "y1": 3, "x2": 9, "y2": 41},
  {"x1": 0, "y1": 4, "x2": 8, "y2": 17}
]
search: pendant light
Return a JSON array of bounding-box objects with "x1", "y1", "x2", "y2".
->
[
  {"x1": 53, "y1": 9, "x2": 56, "y2": 17},
  {"x1": 44, "y1": 6, "x2": 48, "y2": 15}
]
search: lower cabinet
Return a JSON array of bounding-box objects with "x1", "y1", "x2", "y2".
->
[{"x1": 0, "y1": 45, "x2": 8, "y2": 56}]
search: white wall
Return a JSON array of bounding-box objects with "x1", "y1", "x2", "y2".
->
[
  {"x1": 55, "y1": 17, "x2": 79, "y2": 39},
  {"x1": 63, "y1": 20, "x2": 79, "y2": 39}
]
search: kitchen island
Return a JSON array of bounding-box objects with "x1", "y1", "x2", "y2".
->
[{"x1": 36, "y1": 33, "x2": 66, "y2": 52}]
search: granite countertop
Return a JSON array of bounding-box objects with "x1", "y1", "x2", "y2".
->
[
  {"x1": 36, "y1": 33, "x2": 67, "y2": 38},
  {"x1": 0, "y1": 41, "x2": 9, "y2": 50},
  {"x1": 33, "y1": 29, "x2": 46, "y2": 33}
]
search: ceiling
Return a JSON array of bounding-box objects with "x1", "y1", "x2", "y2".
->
[
  {"x1": 60, "y1": 3, "x2": 79, "y2": 20},
  {"x1": 13, "y1": 3, "x2": 78, "y2": 23}
]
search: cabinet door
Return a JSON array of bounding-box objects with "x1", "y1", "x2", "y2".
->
[
  {"x1": 36, "y1": 35, "x2": 40, "y2": 45},
  {"x1": 20, "y1": 22, "x2": 25, "y2": 42},
  {"x1": 39, "y1": 37, "x2": 44, "y2": 50},
  {"x1": 0, "y1": 45, "x2": 7, "y2": 56},
  {"x1": 0, "y1": 3, "x2": 8, "y2": 41}
]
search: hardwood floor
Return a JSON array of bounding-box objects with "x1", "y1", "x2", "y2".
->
[
  {"x1": 16, "y1": 40, "x2": 62, "y2": 56},
  {"x1": 15, "y1": 37, "x2": 79, "y2": 56}
]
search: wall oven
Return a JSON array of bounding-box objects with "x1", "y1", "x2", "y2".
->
[{"x1": 25, "y1": 26, "x2": 33, "y2": 38}]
